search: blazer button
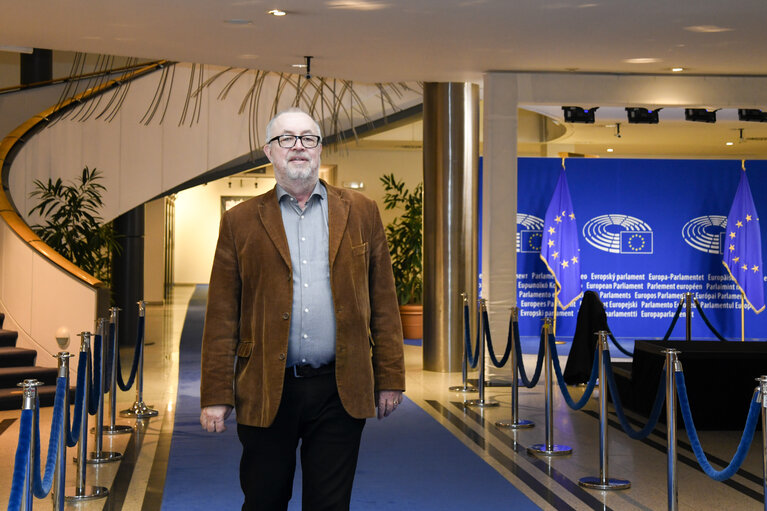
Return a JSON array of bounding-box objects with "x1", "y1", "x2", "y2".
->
[
  {"x1": 282, "y1": 312, "x2": 290, "y2": 320},
  {"x1": 278, "y1": 353, "x2": 286, "y2": 360}
]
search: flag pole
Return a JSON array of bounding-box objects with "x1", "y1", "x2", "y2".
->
[{"x1": 741, "y1": 292, "x2": 745, "y2": 342}]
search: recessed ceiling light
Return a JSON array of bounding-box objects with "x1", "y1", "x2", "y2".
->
[
  {"x1": 671, "y1": 67, "x2": 684, "y2": 72},
  {"x1": 327, "y1": 0, "x2": 389, "y2": 11},
  {"x1": 606, "y1": 148, "x2": 614, "y2": 153},
  {"x1": 684, "y1": 25, "x2": 732, "y2": 33},
  {"x1": 726, "y1": 142, "x2": 734, "y2": 146},
  {"x1": 292, "y1": 63, "x2": 307, "y2": 68},
  {"x1": 224, "y1": 19, "x2": 252, "y2": 24},
  {"x1": 238, "y1": 54, "x2": 259, "y2": 60},
  {"x1": 267, "y1": 9, "x2": 287, "y2": 16},
  {"x1": 623, "y1": 57, "x2": 661, "y2": 64}
]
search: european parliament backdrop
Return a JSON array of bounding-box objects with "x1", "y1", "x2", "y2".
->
[{"x1": 516, "y1": 158, "x2": 767, "y2": 340}]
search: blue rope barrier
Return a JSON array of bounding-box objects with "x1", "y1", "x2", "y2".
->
[
  {"x1": 32, "y1": 379, "x2": 65, "y2": 498},
  {"x1": 463, "y1": 303, "x2": 480, "y2": 369},
  {"x1": 603, "y1": 350, "x2": 666, "y2": 440},
  {"x1": 117, "y1": 315, "x2": 144, "y2": 391},
  {"x1": 7, "y1": 408, "x2": 32, "y2": 511},
  {"x1": 693, "y1": 298, "x2": 729, "y2": 342},
  {"x1": 515, "y1": 327, "x2": 545, "y2": 388},
  {"x1": 676, "y1": 374, "x2": 760, "y2": 481},
  {"x1": 608, "y1": 331, "x2": 633, "y2": 357},
  {"x1": 104, "y1": 322, "x2": 114, "y2": 393},
  {"x1": 483, "y1": 309, "x2": 512, "y2": 368},
  {"x1": 88, "y1": 334, "x2": 102, "y2": 415},
  {"x1": 662, "y1": 299, "x2": 685, "y2": 341},
  {"x1": 549, "y1": 333, "x2": 599, "y2": 410},
  {"x1": 67, "y1": 351, "x2": 88, "y2": 447}
]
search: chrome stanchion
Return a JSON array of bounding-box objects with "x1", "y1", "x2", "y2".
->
[
  {"x1": 664, "y1": 348, "x2": 681, "y2": 511},
  {"x1": 66, "y1": 333, "x2": 108, "y2": 501},
  {"x1": 579, "y1": 331, "x2": 630, "y2": 490},
  {"x1": 465, "y1": 298, "x2": 499, "y2": 408},
  {"x1": 19, "y1": 379, "x2": 42, "y2": 511},
  {"x1": 758, "y1": 375, "x2": 767, "y2": 511},
  {"x1": 496, "y1": 306, "x2": 534, "y2": 429},
  {"x1": 685, "y1": 293, "x2": 692, "y2": 341},
  {"x1": 449, "y1": 293, "x2": 478, "y2": 393},
  {"x1": 528, "y1": 317, "x2": 572, "y2": 456},
  {"x1": 121, "y1": 300, "x2": 158, "y2": 418},
  {"x1": 87, "y1": 318, "x2": 121, "y2": 463},
  {"x1": 103, "y1": 307, "x2": 132, "y2": 434},
  {"x1": 52, "y1": 353, "x2": 73, "y2": 511}
]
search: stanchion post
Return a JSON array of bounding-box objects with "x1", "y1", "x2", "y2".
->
[
  {"x1": 465, "y1": 298, "x2": 499, "y2": 408},
  {"x1": 66, "y1": 333, "x2": 108, "y2": 502},
  {"x1": 18, "y1": 379, "x2": 42, "y2": 511},
  {"x1": 685, "y1": 293, "x2": 692, "y2": 341},
  {"x1": 758, "y1": 375, "x2": 767, "y2": 511},
  {"x1": 449, "y1": 293, "x2": 477, "y2": 393},
  {"x1": 103, "y1": 307, "x2": 131, "y2": 434},
  {"x1": 579, "y1": 331, "x2": 630, "y2": 490},
  {"x1": 121, "y1": 300, "x2": 159, "y2": 418},
  {"x1": 52, "y1": 353, "x2": 72, "y2": 511},
  {"x1": 528, "y1": 317, "x2": 571, "y2": 456},
  {"x1": 664, "y1": 348, "x2": 682, "y2": 511},
  {"x1": 87, "y1": 318, "x2": 121, "y2": 463},
  {"x1": 496, "y1": 306, "x2": 533, "y2": 429}
]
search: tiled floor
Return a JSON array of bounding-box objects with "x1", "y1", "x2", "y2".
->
[{"x1": 1, "y1": 285, "x2": 765, "y2": 510}]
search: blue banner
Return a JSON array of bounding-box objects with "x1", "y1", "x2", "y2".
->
[{"x1": 516, "y1": 158, "x2": 767, "y2": 340}]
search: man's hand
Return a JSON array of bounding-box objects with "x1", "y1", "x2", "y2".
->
[
  {"x1": 376, "y1": 390, "x2": 403, "y2": 420},
  {"x1": 200, "y1": 405, "x2": 233, "y2": 433}
]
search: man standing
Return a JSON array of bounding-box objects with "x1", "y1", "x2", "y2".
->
[{"x1": 200, "y1": 108, "x2": 406, "y2": 511}]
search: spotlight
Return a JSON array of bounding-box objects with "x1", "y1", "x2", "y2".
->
[
  {"x1": 738, "y1": 109, "x2": 767, "y2": 122},
  {"x1": 562, "y1": 106, "x2": 598, "y2": 123},
  {"x1": 685, "y1": 108, "x2": 717, "y2": 123},
  {"x1": 625, "y1": 107, "x2": 660, "y2": 124}
]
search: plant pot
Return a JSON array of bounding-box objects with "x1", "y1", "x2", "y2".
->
[{"x1": 399, "y1": 304, "x2": 423, "y2": 340}]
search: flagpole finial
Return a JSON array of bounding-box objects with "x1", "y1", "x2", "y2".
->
[
  {"x1": 741, "y1": 159, "x2": 746, "y2": 171},
  {"x1": 561, "y1": 156, "x2": 566, "y2": 170}
]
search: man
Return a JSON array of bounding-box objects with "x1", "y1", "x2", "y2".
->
[{"x1": 200, "y1": 108, "x2": 406, "y2": 511}]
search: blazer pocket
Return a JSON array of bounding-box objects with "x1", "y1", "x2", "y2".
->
[
  {"x1": 352, "y1": 242, "x2": 368, "y2": 256},
  {"x1": 237, "y1": 341, "x2": 254, "y2": 358}
]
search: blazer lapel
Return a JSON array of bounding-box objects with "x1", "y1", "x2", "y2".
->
[
  {"x1": 327, "y1": 184, "x2": 350, "y2": 268},
  {"x1": 258, "y1": 191, "x2": 292, "y2": 270}
]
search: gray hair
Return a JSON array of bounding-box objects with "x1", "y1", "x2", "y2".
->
[{"x1": 265, "y1": 108, "x2": 323, "y2": 142}]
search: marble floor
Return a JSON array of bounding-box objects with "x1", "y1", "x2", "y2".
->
[{"x1": 0, "y1": 285, "x2": 765, "y2": 510}]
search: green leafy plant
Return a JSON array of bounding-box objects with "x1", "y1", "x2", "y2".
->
[
  {"x1": 380, "y1": 173, "x2": 423, "y2": 305},
  {"x1": 28, "y1": 166, "x2": 118, "y2": 286}
]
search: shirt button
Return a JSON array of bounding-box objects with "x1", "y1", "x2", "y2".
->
[
  {"x1": 302, "y1": 259, "x2": 307, "y2": 264},
  {"x1": 304, "y1": 308, "x2": 309, "y2": 313},
  {"x1": 303, "y1": 334, "x2": 308, "y2": 339},
  {"x1": 301, "y1": 358, "x2": 306, "y2": 363},
  {"x1": 278, "y1": 353, "x2": 286, "y2": 360},
  {"x1": 301, "y1": 237, "x2": 306, "y2": 241},
  {"x1": 282, "y1": 312, "x2": 290, "y2": 320},
  {"x1": 304, "y1": 283, "x2": 309, "y2": 288}
]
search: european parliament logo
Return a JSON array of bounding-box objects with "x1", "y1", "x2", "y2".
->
[
  {"x1": 582, "y1": 214, "x2": 653, "y2": 254},
  {"x1": 517, "y1": 213, "x2": 544, "y2": 253},
  {"x1": 681, "y1": 215, "x2": 727, "y2": 255}
]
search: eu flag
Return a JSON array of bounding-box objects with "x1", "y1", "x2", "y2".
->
[
  {"x1": 723, "y1": 169, "x2": 765, "y2": 313},
  {"x1": 540, "y1": 169, "x2": 582, "y2": 309}
]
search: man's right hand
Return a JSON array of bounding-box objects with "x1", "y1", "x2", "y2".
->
[{"x1": 200, "y1": 405, "x2": 233, "y2": 433}]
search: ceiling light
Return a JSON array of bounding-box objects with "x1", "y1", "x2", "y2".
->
[
  {"x1": 626, "y1": 107, "x2": 660, "y2": 124},
  {"x1": 267, "y1": 9, "x2": 287, "y2": 16},
  {"x1": 623, "y1": 57, "x2": 661, "y2": 64},
  {"x1": 291, "y1": 64, "x2": 307, "y2": 68},
  {"x1": 238, "y1": 54, "x2": 259, "y2": 60},
  {"x1": 327, "y1": 0, "x2": 389, "y2": 10},
  {"x1": 685, "y1": 108, "x2": 717, "y2": 123},
  {"x1": 224, "y1": 18, "x2": 252, "y2": 24},
  {"x1": 725, "y1": 142, "x2": 734, "y2": 146},
  {"x1": 606, "y1": 148, "x2": 614, "y2": 153},
  {"x1": 671, "y1": 67, "x2": 684, "y2": 72},
  {"x1": 562, "y1": 106, "x2": 597, "y2": 123},
  {"x1": 738, "y1": 109, "x2": 767, "y2": 122},
  {"x1": 684, "y1": 25, "x2": 732, "y2": 33},
  {"x1": 0, "y1": 45, "x2": 34, "y2": 54}
]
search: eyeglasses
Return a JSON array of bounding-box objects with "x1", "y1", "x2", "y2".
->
[{"x1": 266, "y1": 134, "x2": 322, "y2": 149}]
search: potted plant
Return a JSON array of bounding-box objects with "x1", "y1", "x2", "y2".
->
[
  {"x1": 380, "y1": 173, "x2": 423, "y2": 339},
  {"x1": 28, "y1": 166, "x2": 119, "y2": 287}
]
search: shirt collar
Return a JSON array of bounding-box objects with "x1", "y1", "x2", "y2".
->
[{"x1": 275, "y1": 180, "x2": 326, "y2": 204}]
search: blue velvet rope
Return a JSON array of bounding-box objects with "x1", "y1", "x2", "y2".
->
[
  {"x1": 67, "y1": 351, "x2": 88, "y2": 447},
  {"x1": 32, "y1": 378, "x2": 65, "y2": 498},
  {"x1": 515, "y1": 326, "x2": 545, "y2": 388},
  {"x1": 463, "y1": 303, "x2": 480, "y2": 368},
  {"x1": 88, "y1": 334, "x2": 102, "y2": 414},
  {"x1": 676, "y1": 374, "x2": 760, "y2": 481},
  {"x1": 693, "y1": 298, "x2": 729, "y2": 342},
  {"x1": 662, "y1": 299, "x2": 685, "y2": 341},
  {"x1": 603, "y1": 350, "x2": 666, "y2": 439},
  {"x1": 549, "y1": 333, "x2": 599, "y2": 409},
  {"x1": 117, "y1": 315, "x2": 144, "y2": 391},
  {"x1": 7, "y1": 408, "x2": 32, "y2": 511},
  {"x1": 608, "y1": 330, "x2": 633, "y2": 357},
  {"x1": 483, "y1": 309, "x2": 512, "y2": 368}
]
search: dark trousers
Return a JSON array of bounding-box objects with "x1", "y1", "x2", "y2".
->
[{"x1": 237, "y1": 370, "x2": 366, "y2": 511}]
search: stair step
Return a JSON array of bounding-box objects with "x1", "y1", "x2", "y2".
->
[
  {"x1": 0, "y1": 347, "x2": 37, "y2": 367},
  {"x1": 0, "y1": 366, "x2": 58, "y2": 388},
  {"x1": 0, "y1": 384, "x2": 64, "y2": 411},
  {"x1": 0, "y1": 329, "x2": 18, "y2": 348}
]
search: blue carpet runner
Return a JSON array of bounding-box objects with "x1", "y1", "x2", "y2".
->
[{"x1": 161, "y1": 285, "x2": 540, "y2": 510}]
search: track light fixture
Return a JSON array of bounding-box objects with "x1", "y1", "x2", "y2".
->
[
  {"x1": 562, "y1": 106, "x2": 598, "y2": 123},
  {"x1": 738, "y1": 109, "x2": 767, "y2": 122},
  {"x1": 625, "y1": 107, "x2": 660, "y2": 124},
  {"x1": 685, "y1": 108, "x2": 717, "y2": 123}
]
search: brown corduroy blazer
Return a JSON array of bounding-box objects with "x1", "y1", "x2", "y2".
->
[{"x1": 200, "y1": 181, "x2": 406, "y2": 427}]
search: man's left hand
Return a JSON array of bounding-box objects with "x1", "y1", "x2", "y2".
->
[{"x1": 376, "y1": 390, "x2": 403, "y2": 420}]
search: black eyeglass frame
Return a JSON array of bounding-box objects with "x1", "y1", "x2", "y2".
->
[{"x1": 266, "y1": 134, "x2": 322, "y2": 148}]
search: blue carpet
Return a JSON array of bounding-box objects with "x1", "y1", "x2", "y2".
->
[{"x1": 162, "y1": 285, "x2": 540, "y2": 510}]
